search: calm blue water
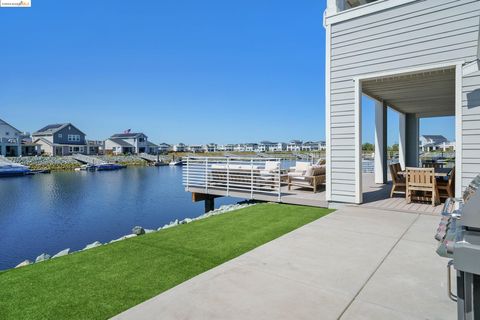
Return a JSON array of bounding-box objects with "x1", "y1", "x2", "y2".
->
[{"x1": 0, "y1": 166, "x2": 242, "y2": 270}]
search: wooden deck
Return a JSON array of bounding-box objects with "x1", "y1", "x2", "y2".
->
[
  {"x1": 361, "y1": 173, "x2": 444, "y2": 215},
  {"x1": 187, "y1": 173, "x2": 444, "y2": 215}
]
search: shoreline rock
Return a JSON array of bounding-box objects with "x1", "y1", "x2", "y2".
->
[{"x1": 35, "y1": 253, "x2": 51, "y2": 263}]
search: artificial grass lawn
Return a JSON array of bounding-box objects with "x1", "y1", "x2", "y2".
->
[{"x1": 0, "y1": 203, "x2": 332, "y2": 319}]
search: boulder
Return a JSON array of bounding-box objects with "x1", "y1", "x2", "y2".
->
[
  {"x1": 83, "y1": 241, "x2": 102, "y2": 250},
  {"x1": 52, "y1": 248, "x2": 70, "y2": 259},
  {"x1": 132, "y1": 226, "x2": 145, "y2": 235},
  {"x1": 35, "y1": 253, "x2": 51, "y2": 263},
  {"x1": 15, "y1": 260, "x2": 32, "y2": 268},
  {"x1": 180, "y1": 218, "x2": 192, "y2": 224}
]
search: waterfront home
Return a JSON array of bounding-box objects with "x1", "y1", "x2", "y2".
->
[
  {"x1": 86, "y1": 140, "x2": 105, "y2": 155},
  {"x1": 0, "y1": 118, "x2": 22, "y2": 157},
  {"x1": 203, "y1": 143, "x2": 217, "y2": 153},
  {"x1": 244, "y1": 143, "x2": 258, "y2": 152},
  {"x1": 104, "y1": 132, "x2": 155, "y2": 155},
  {"x1": 172, "y1": 143, "x2": 186, "y2": 152},
  {"x1": 183, "y1": 0, "x2": 480, "y2": 212},
  {"x1": 187, "y1": 144, "x2": 204, "y2": 153},
  {"x1": 32, "y1": 123, "x2": 87, "y2": 156},
  {"x1": 233, "y1": 144, "x2": 246, "y2": 152},
  {"x1": 286, "y1": 140, "x2": 303, "y2": 152},
  {"x1": 420, "y1": 135, "x2": 455, "y2": 152},
  {"x1": 20, "y1": 132, "x2": 41, "y2": 156},
  {"x1": 324, "y1": 0, "x2": 480, "y2": 204},
  {"x1": 301, "y1": 141, "x2": 326, "y2": 152},
  {"x1": 217, "y1": 144, "x2": 235, "y2": 152},
  {"x1": 158, "y1": 143, "x2": 172, "y2": 153},
  {"x1": 258, "y1": 141, "x2": 286, "y2": 152}
]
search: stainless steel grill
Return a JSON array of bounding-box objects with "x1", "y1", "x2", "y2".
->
[{"x1": 435, "y1": 175, "x2": 480, "y2": 320}]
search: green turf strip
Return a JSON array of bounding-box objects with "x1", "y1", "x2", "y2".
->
[{"x1": 0, "y1": 203, "x2": 332, "y2": 319}]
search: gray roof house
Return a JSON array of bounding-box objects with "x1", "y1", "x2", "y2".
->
[
  {"x1": 324, "y1": 0, "x2": 480, "y2": 204},
  {"x1": 104, "y1": 132, "x2": 157, "y2": 155},
  {"x1": 32, "y1": 123, "x2": 87, "y2": 156}
]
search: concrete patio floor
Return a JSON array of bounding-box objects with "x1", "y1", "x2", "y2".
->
[{"x1": 112, "y1": 206, "x2": 456, "y2": 320}]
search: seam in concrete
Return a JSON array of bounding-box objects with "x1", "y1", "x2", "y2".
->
[{"x1": 337, "y1": 213, "x2": 422, "y2": 320}]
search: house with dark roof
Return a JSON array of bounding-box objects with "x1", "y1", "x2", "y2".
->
[
  {"x1": 32, "y1": 123, "x2": 87, "y2": 156},
  {"x1": 104, "y1": 132, "x2": 157, "y2": 155}
]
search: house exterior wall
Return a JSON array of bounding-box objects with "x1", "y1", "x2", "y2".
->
[
  {"x1": 462, "y1": 70, "x2": 480, "y2": 188},
  {"x1": 326, "y1": 0, "x2": 480, "y2": 203},
  {"x1": 53, "y1": 125, "x2": 86, "y2": 145}
]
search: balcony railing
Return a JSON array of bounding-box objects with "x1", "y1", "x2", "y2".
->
[
  {"x1": 183, "y1": 157, "x2": 282, "y2": 200},
  {"x1": 0, "y1": 137, "x2": 19, "y2": 144}
]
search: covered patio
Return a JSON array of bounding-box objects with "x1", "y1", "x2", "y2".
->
[{"x1": 356, "y1": 64, "x2": 461, "y2": 207}]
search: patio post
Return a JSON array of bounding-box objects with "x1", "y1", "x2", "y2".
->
[
  {"x1": 374, "y1": 100, "x2": 387, "y2": 184},
  {"x1": 398, "y1": 112, "x2": 406, "y2": 170},
  {"x1": 405, "y1": 113, "x2": 419, "y2": 167}
]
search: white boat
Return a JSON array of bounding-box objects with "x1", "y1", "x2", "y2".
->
[
  {"x1": 0, "y1": 163, "x2": 30, "y2": 177},
  {"x1": 169, "y1": 160, "x2": 182, "y2": 166}
]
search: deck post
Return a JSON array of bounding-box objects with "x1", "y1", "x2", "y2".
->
[
  {"x1": 374, "y1": 100, "x2": 387, "y2": 184},
  {"x1": 204, "y1": 196, "x2": 214, "y2": 213}
]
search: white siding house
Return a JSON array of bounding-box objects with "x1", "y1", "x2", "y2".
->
[
  {"x1": 0, "y1": 118, "x2": 22, "y2": 157},
  {"x1": 325, "y1": 0, "x2": 480, "y2": 203}
]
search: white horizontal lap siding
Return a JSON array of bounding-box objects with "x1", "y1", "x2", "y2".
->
[
  {"x1": 462, "y1": 72, "x2": 480, "y2": 189},
  {"x1": 328, "y1": 0, "x2": 480, "y2": 203}
]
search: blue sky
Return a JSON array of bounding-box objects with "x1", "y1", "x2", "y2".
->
[{"x1": 0, "y1": 1, "x2": 454, "y2": 145}]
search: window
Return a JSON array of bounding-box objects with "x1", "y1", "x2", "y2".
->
[
  {"x1": 68, "y1": 134, "x2": 80, "y2": 142},
  {"x1": 5, "y1": 132, "x2": 9, "y2": 136},
  {"x1": 58, "y1": 133, "x2": 62, "y2": 138}
]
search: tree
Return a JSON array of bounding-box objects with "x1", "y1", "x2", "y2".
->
[{"x1": 362, "y1": 143, "x2": 374, "y2": 151}]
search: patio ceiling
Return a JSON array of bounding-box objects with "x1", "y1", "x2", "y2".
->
[{"x1": 362, "y1": 67, "x2": 455, "y2": 118}]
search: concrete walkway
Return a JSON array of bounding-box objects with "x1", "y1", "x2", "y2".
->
[{"x1": 113, "y1": 206, "x2": 456, "y2": 320}]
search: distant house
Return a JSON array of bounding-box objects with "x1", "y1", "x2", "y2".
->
[
  {"x1": 243, "y1": 143, "x2": 257, "y2": 152},
  {"x1": 420, "y1": 135, "x2": 453, "y2": 152},
  {"x1": 233, "y1": 144, "x2": 246, "y2": 152},
  {"x1": 32, "y1": 123, "x2": 87, "y2": 156},
  {"x1": 0, "y1": 118, "x2": 22, "y2": 157},
  {"x1": 286, "y1": 140, "x2": 303, "y2": 152},
  {"x1": 158, "y1": 143, "x2": 172, "y2": 153},
  {"x1": 104, "y1": 132, "x2": 155, "y2": 155},
  {"x1": 217, "y1": 144, "x2": 234, "y2": 152},
  {"x1": 86, "y1": 140, "x2": 105, "y2": 155},
  {"x1": 203, "y1": 143, "x2": 217, "y2": 153},
  {"x1": 187, "y1": 145, "x2": 204, "y2": 153},
  {"x1": 258, "y1": 141, "x2": 285, "y2": 152},
  {"x1": 302, "y1": 141, "x2": 326, "y2": 151},
  {"x1": 173, "y1": 143, "x2": 186, "y2": 152},
  {"x1": 20, "y1": 132, "x2": 41, "y2": 156}
]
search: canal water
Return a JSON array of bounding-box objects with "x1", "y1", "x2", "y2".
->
[{"x1": 0, "y1": 166, "x2": 241, "y2": 270}]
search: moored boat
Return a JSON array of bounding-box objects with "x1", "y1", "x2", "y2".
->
[{"x1": 0, "y1": 164, "x2": 31, "y2": 177}]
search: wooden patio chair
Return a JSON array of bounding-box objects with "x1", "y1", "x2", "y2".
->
[
  {"x1": 437, "y1": 167, "x2": 455, "y2": 200},
  {"x1": 389, "y1": 163, "x2": 405, "y2": 197},
  {"x1": 406, "y1": 167, "x2": 439, "y2": 206}
]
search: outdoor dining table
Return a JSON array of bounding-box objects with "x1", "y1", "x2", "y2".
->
[{"x1": 397, "y1": 167, "x2": 452, "y2": 177}]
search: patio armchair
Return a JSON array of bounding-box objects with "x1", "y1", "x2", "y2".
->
[
  {"x1": 437, "y1": 167, "x2": 455, "y2": 200},
  {"x1": 406, "y1": 167, "x2": 439, "y2": 207},
  {"x1": 288, "y1": 161, "x2": 311, "y2": 177},
  {"x1": 288, "y1": 164, "x2": 326, "y2": 193},
  {"x1": 389, "y1": 163, "x2": 405, "y2": 197},
  {"x1": 260, "y1": 161, "x2": 280, "y2": 176}
]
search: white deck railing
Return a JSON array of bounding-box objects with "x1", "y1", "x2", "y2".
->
[{"x1": 183, "y1": 157, "x2": 283, "y2": 200}]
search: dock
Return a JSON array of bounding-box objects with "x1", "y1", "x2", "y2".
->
[{"x1": 72, "y1": 154, "x2": 106, "y2": 165}]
